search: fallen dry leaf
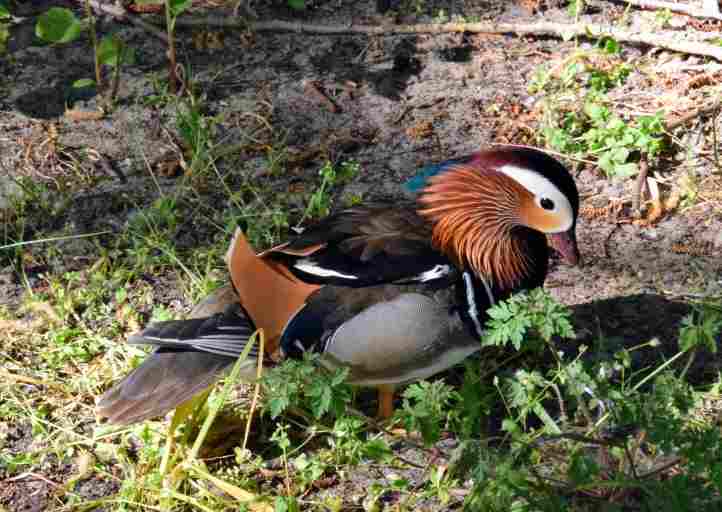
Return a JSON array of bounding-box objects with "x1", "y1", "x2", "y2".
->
[
  {"x1": 405, "y1": 120, "x2": 434, "y2": 140},
  {"x1": 647, "y1": 198, "x2": 664, "y2": 224},
  {"x1": 193, "y1": 31, "x2": 225, "y2": 51},
  {"x1": 665, "y1": 188, "x2": 681, "y2": 211},
  {"x1": 192, "y1": 465, "x2": 274, "y2": 512},
  {"x1": 65, "y1": 108, "x2": 105, "y2": 122}
]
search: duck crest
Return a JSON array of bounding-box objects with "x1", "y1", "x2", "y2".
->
[{"x1": 416, "y1": 163, "x2": 539, "y2": 289}]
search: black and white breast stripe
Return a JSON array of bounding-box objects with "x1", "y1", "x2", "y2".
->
[{"x1": 462, "y1": 271, "x2": 495, "y2": 340}]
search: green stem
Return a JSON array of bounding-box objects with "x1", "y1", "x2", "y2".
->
[
  {"x1": 84, "y1": 0, "x2": 102, "y2": 90},
  {"x1": 110, "y1": 37, "x2": 122, "y2": 101},
  {"x1": 164, "y1": 0, "x2": 178, "y2": 93}
]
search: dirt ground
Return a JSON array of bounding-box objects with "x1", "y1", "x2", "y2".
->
[{"x1": 1, "y1": 0, "x2": 721, "y2": 509}]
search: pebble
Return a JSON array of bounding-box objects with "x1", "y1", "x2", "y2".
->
[{"x1": 639, "y1": 228, "x2": 660, "y2": 241}]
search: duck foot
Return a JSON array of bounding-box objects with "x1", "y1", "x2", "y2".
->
[{"x1": 376, "y1": 385, "x2": 396, "y2": 420}]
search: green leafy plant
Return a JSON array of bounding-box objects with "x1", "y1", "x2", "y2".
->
[
  {"x1": 484, "y1": 288, "x2": 575, "y2": 350},
  {"x1": 401, "y1": 0, "x2": 427, "y2": 15},
  {"x1": 34, "y1": 5, "x2": 134, "y2": 103},
  {"x1": 96, "y1": 34, "x2": 136, "y2": 99},
  {"x1": 176, "y1": 96, "x2": 215, "y2": 172},
  {"x1": 397, "y1": 380, "x2": 460, "y2": 445},
  {"x1": 35, "y1": 7, "x2": 82, "y2": 43},
  {"x1": 583, "y1": 105, "x2": 665, "y2": 177},
  {"x1": 303, "y1": 160, "x2": 359, "y2": 220},
  {"x1": 655, "y1": 7, "x2": 673, "y2": 28},
  {"x1": 531, "y1": 44, "x2": 666, "y2": 178},
  {"x1": 433, "y1": 8, "x2": 449, "y2": 23},
  {"x1": 125, "y1": 0, "x2": 191, "y2": 92},
  {"x1": 568, "y1": 0, "x2": 586, "y2": 16},
  {"x1": 327, "y1": 416, "x2": 393, "y2": 465},
  {"x1": 678, "y1": 302, "x2": 722, "y2": 354},
  {"x1": 0, "y1": 0, "x2": 10, "y2": 19},
  {"x1": 459, "y1": 291, "x2": 722, "y2": 511},
  {"x1": 262, "y1": 353, "x2": 353, "y2": 420},
  {"x1": 164, "y1": 0, "x2": 192, "y2": 92}
]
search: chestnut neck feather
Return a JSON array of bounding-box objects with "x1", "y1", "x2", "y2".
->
[{"x1": 417, "y1": 164, "x2": 539, "y2": 290}]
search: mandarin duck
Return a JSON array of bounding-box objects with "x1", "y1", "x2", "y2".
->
[{"x1": 97, "y1": 147, "x2": 580, "y2": 424}]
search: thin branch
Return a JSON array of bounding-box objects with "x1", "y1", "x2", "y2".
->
[
  {"x1": 83, "y1": 0, "x2": 168, "y2": 43},
  {"x1": 638, "y1": 456, "x2": 682, "y2": 479},
  {"x1": 3, "y1": 472, "x2": 62, "y2": 488},
  {"x1": 666, "y1": 97, "x2": 722, "y2": 131},
  {"x1": 533, "y1": 431, "x2": 626, "y2": 447},
  {"x1": 632, "y1": 157, "x2": 649, "y2": 217},
  {"x1": 84, "y1": 0, "x2": 102, "y2": 89},
  {"x1": 164, "y1": 0, "x2": 180, "y2": 94},
  {"x1": 612, "y1": 0, "x2": 722, "y2": 20},
  {"x1": 623, "y1": 442, "x2": 640, "y2": 480},
  {"x1": 146, "y1": 18, "x2": 722, "y2": 61}
]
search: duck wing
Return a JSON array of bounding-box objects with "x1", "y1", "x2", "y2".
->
[
  {"x1": 97, "y1": 286, "x2": 259, "y2": 425},
  {"x1": 263, "y1": 204, "x2": 456, "y2": 287}
]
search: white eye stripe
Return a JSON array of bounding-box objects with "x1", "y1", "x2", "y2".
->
[{"x1": 498, "y1": 164, "x2": 574, "y2": 233}]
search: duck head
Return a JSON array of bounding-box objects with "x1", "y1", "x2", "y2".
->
[{"x1": 415, "y1": 147, "x2": 580, "y2": 289}]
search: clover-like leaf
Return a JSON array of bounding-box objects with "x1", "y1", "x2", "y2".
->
[
  {"x1": 169, "y1": 0, "x2": 192, "y2": 17},
  {"x1": 36, "y1": 7, "x2": 82, "y2": 44},
  {"x1": 0, "y1": 0, "x2": 10, "y2": 19},
  {"x1": 97, "y1": 36, "x2": 136, "y2": 67},
  {"x1": 72, "y1": 78, "x2": 96, "y2": 88}
]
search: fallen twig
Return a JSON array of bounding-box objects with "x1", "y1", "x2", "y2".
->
[
  {"x1": 3, "y1": 472, "x2": 62, "y2": 488},
  {"x1": 666, "y1": 97, "x2": 722, "y2": 131},
  {"x1": 612, "y1": 0, "x2": 722, "y2": 20},
  {"x1": 638, "y1": 456, "x2": 683, "y2": 479},
  {"x1": 632, "y1": 158, "x2": 649, "y2": 217},
  {"x1": 1, "y1": 369, "x2": 65, "y2": 391},
  {"x1": 148, "y1": 18, "x2": 722, "y2": 61},
  {"x1": 65, "y1": 107, "x2": 105, "y2": 122}
]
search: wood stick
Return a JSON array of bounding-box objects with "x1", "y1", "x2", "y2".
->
[
  {"x1": 632, "y1": 157, "x2": 649, "y2": 217},
  {"x1": 152, "y1": 18, "x2": 722, "y2": 62},
  {"x1": 665, "y1": 98, "x2": 722, "y2": 131},
  {"x1": 611, "y1": 0, "x2": 722, "y2": 20}
]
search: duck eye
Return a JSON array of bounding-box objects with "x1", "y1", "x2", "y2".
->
[{"x1": 540, "y1": 198, "x2": 555, "y2": 210}]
